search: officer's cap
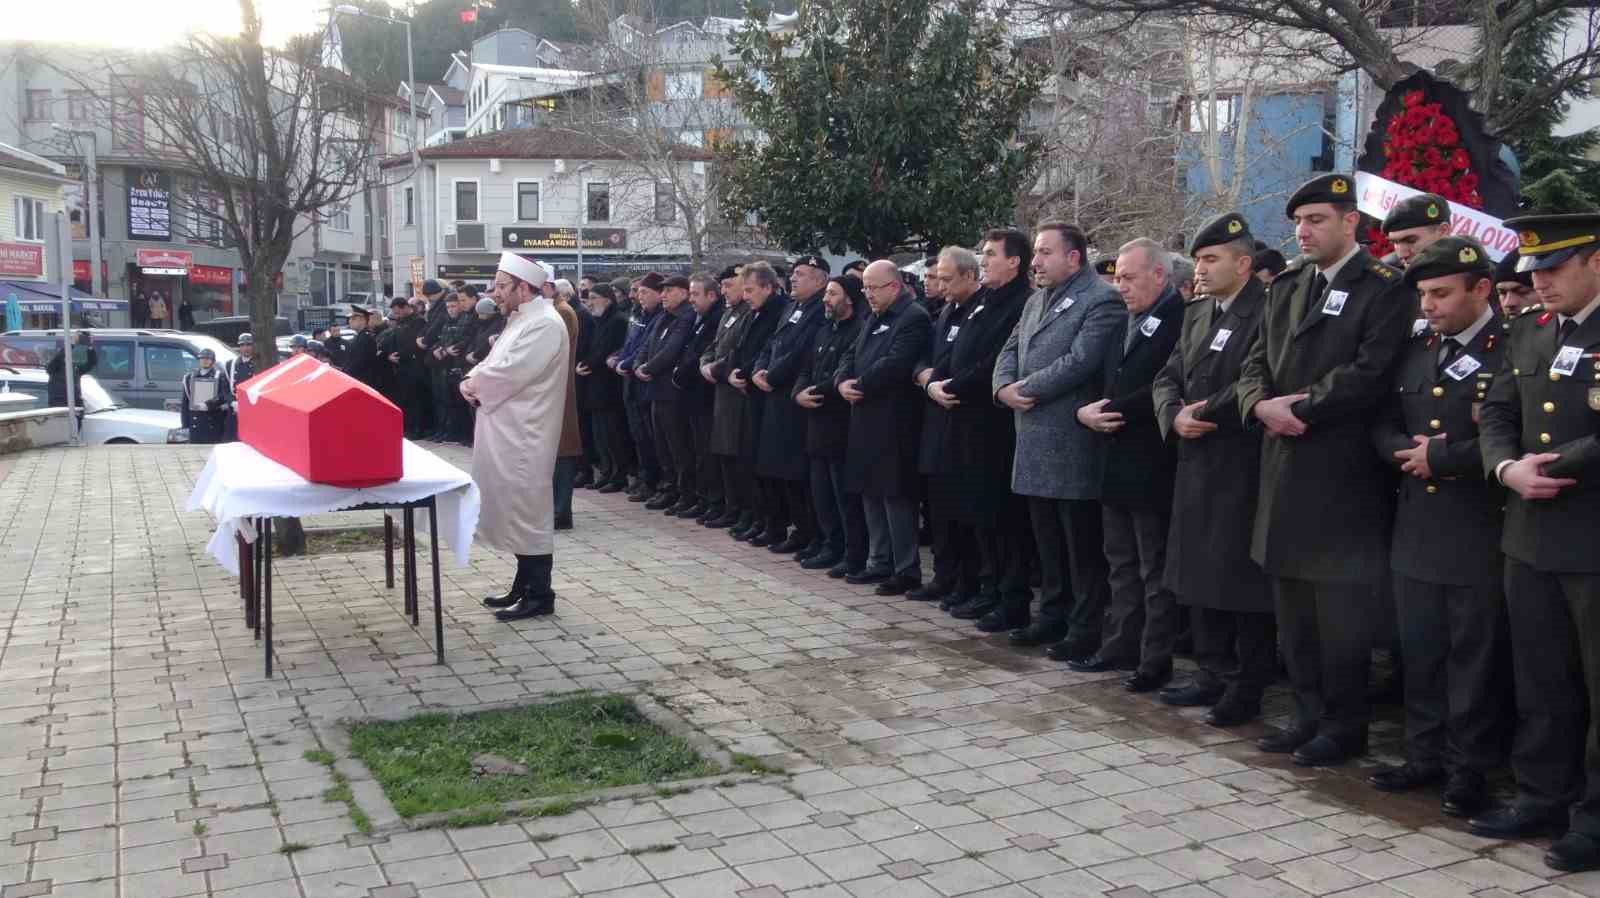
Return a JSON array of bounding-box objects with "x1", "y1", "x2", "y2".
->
[
  {"x1": 389, "y1": 296, "x2": 410, "y2": 309},
  {"x1": 1189, "y1": 212, "x2": 1253, "y2": 257},
  {"x1": 1285, "y1": 173, "x2": 1357, "y2": 217},
  {"x1": 792, "y1": 254, "x2": 831, "y2": 274},
  {"x1": 289, "y1": 334, "x2": 308, "y2": 348},
  {"x1": 1382, "y1": 193, "x2": 1451, "y2": 234},
  {"x1": 1093, "y1": 258, "x2": 1116, "y2": 276},
  {"x1": 1504, "y1": 211, "x2": 1600, "y2": 273},
  {"x1": 1402, "y1": 236, "x2": 1492, "y2": 287},
  {"x1": 197, "y1": 347, "x2": 216, "y2": 360},
  {"x1": 306, "y1": 339, "x2": 325, "y2": 354},
  {"x1": 236, "y1": 333, "x2": 254, "y2": 346},
  {"x1": 1493, "y1": 249, "x2": 1532, "y2": 287}
]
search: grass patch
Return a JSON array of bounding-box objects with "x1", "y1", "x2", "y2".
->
[
  {"x1": 729, "y1": 753, "x2": 780, "y2": 775},
  {"x1": 303, "y1": 750, "x2": 336, "y2": 766},
  {"x1": 346, "y1": 694, "x2": 717, "y2": 820},
  {"x1": 437, "y1": 808, "x2": 509, "y2": 829},
  {"x1": 279, "y1": 842, "x2": 310, "y2": 855},
  {"x1": 305, "y1": 527, "x2": 388, "y2": 555},
  {"x1": 627, "y1": 843, "x2": 677, "y2": 855}
]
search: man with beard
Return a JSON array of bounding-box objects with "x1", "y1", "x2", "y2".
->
[
  {"x1": 673, "y1": 274, "x2": 726, "y2": 521},
  {"x1": 755, "y1": 256, "x2": 831, "y2": 556},
  {"x1": 838, "y1": 260, "x2": 932, "y2": 594},
  {"x1": 928, "y1": 237, "x2": 1035, "y2": 629},
  {"x1": 734, "y1": 262, "x2": 793, "y2": 547},
  {"x1": 794, "y1": 275, "x2": 868, "y2": 574},
  {"x1": 1237, "y1": 173, "x2": 1414, "y2": 767},
  {"x1": 636, "y1": 275, "x2": 698, "y2": 512},
  {"x1": 995, "y1": 223, "x2": 1123, "y2": 662},
  {"x1": 702, "y1": 266, "x2": 756, "y2": 532},
  {"x1": 1153, "y1": 212, "x2": 1274, "y2": 725},
  {"x1": 578, "y1": 284, "x2": 631, "y2": 492}
]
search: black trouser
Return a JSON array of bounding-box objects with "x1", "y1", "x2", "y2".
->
[
  {"x1": 1504, "y1": 558, "x2": 1598, "y2": 827},
  {"x1": 444, "y1": 367, "x2": 472, "y2": 441},
  {"x1": 401, "y1": 373, "x2": 432, "y2": 437},
  {"x1": 626, "y1": 394, "x2": 659, "y2": 487},
  {"x1": 810, "y1": 457, "x2": 865, "y2": 565},
  {"x1": 1028, "y1": 496, "x2": 1108, "y2": 652},
  {"x1": 429, "y1": 366, "x2": 451, "y2": 435},
  {"x1": 1191, "y1": 607, "x2": 1276, "y2": 701},
  {"x1": 720, "y1": 455, "x2": 754, "y2": 515},
  {"x1": 1099, "y1": 502, "x2": 1180, "y2": 677},
  {"x1": 1273, "y1": 576, "x2": 1375, "y2": 744},
  {"x1": 927, "y1": 483, "x2": 979, "y2": 596},
  {"x1": 578, "y1": 403, "x2": 598, "y2": 476},
  {"x1": 981, "y1": 502, "x2": 1036, "y2": 613},
  {"x1": 689, "y1": 410, "x2": 722, "y2": 506},
  {"x1": 757, "y1": 476, "x2": 807, "y2": 538},
  {"x1": 591, "y1": 408, "x2": 632, "y2": 483},
  {"x1": 1393, "y1": 572, "x2": 1508, "y2": 773},
  {"x1": 651, "y1": 400, "x2": 694, "y2": 497}
]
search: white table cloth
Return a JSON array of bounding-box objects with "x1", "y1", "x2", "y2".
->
[{"x1": 187, "y1": 440, "x2": 481, "y2": 575}]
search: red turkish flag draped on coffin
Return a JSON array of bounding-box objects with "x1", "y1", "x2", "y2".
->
[{"x1": 234, "y1": 354, "x2": 403, "y2": 487}]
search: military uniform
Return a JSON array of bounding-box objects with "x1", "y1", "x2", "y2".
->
[
  {"x1": 1237, "y1": 174, "x2": 1417, "y2": 764},
  {"x1": 1368, "y1": 237, "x2": 1509, "y2": 814},
  {"x1": 1476, "y1": 213, "x2": 1600, "y2": 867},
  {"x1": 1153, "y1": 213, "x2": 1274, "y2": 723}
]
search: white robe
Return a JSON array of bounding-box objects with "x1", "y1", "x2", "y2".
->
[{"x1": 463, "y1": 296, "x2": 569, "y2": 556}]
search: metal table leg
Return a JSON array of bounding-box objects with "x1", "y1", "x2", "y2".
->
[
  {"x1": 252, "y1": 521, "x2": 263, "y2": 637},
  {"x1": 384, "y1": 514, "x2": 395, "y2": 589},
  {"x1": 428, "y1": 498, "x2": 444, "y2": 665},
  {"x1": 404, "y1": 507, "x2": 420, "y2": 626},
  {"x1": 264, "y1": 517, "x2": 274, "y2": 677},
  {"x1": 238, "y1": 532, "x2": 253, "y2": 626}
]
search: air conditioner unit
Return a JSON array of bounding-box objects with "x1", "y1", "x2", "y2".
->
[{"x1": 447, "y1": 223, "x2": 487, "y2": 250}]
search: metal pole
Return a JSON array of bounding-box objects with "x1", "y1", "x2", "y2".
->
[
  {"x1": 57, "y1": 213, "x2": 79, "y2": 446},
  {"x1": 84, "y1": 136, "x2": 101, "y2": 299},
  {"x1": 577, "y1": 219, "x2": 584, "y2": 284},
  {"x1": 406, "y1": 21, "x2": 428, "y2": 283}
]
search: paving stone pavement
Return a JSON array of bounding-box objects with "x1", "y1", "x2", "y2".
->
[{"x1": 0, "y1": 444, "x2": 1595, "y2": 897}]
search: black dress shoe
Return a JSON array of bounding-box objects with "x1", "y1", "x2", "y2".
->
[
  {"x1": 770, "y1": 534, "x2": 808, "y2": 554},
  {"x1": 1009, "y1": 624, "x2": 1069, "y2": 648},
  {"x1": 1045, "y1": 639, "x2": 1099, "y2": 663},
  {"x1": 671, "y1": 501, "x2": 702, "y2": 518},
  {"x1": 1066, "y1": 654, "x2": 1136, "y2": 673},
  {"x1": 695, "y1": 504, "x2": 722, "y2": 523},
  {"x1": 627, "y1": 489, "x2": 652, "y2": 502},
  {"x1": 940, "y1": 592, "x2": 975, "y2": 612},
  {"x1": 482, "y1": 588, "x2": 522, "y2": 609},
  {"x1": 494, "y1": 595, "x2": 555, "y2": 621},
  {"x1": 1369, "y1": 762, "x2": 1446, "y2": 793},
  {"x1": 572, "y1": 472, "x2": 593, "y2": 489},
  {"x1": 1469, "y1": 804, "x2": 1567, "y2": 838},
  {"x1": 1256, "y1": 726, "x2": 1317, "y2": 754},
  {"x1": 1124, "y1": 667, "x2": 1173, "y2": 693},
  {"x1": 975, "y1": 607, "x2": 1028, "y2": 633},
  {"x1": 828, "y1": 563, "x2": 858, "y2": 580},
  {"x1": 747, "y1": 530, "x2": 777, "y2": 548},
  {"x1": 1204, "y1": 698, "x2": 1261, "y2": 727},
  {"x1": 645, "y1": 492, "x2": 678, "y2": 510},
  {"x1": 876, "y1": 576, "x2": 919, "y2": 596},
  {"x1": 845, "y1": 569, "x2": 891, "y2": 585},
  {"x1": 906, "y1": 581, "x2": 949, "y2": 602},
  {"x1": 596, "y1": 480, "x2": 625, "y2": 494},
  {"x1": 1292, "y1": 734, "x2": 1365, "y2": 767},
  {"x1": 950, "y1": 598, "x2": 998, "y2": 620},
  {"x1": 1546, "y1": 831, "x2": 1600, "y2": 872},
  {"x1": 554, "y1": 514, "x2": 573, "y2": 531},
  {"x1": 1159, "y1": 680, "x2": 1224, "y2": 707},
  {"x1": 1441, "y1": 770, "x2": 1489, "y2": 818},
  {"x1": 794, "y1": 545, "x2": 820, "y2": 563},
  {"x1": 801, "y1": 552, "x2": 842, "y2": 571}
]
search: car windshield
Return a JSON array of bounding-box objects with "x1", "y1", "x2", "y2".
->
[
  {"x1": 77, "y1": 375, "x2": 124, "y2": 413},
  {"x1": 184, "y1": 335, "x2": 238, "y2": 364}
]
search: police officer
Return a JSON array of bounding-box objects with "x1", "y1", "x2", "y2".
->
[
  {"x1": 1381, "y1": 192, "x2": 1452, "y2": 268},
  {"x1": 1475, "y1": 213, "x2": 1600, "y2": 871},
  {"x1": 220, "y1": 333, "x2": 257, "y2": 442},
  {"x1": 1367, "y1": 236, "x2": 1507, "y2": 818},
  {"x1": 1237, "y1": 173, "x2": 1415, "y2": 767},
  {"x1": 341, "y1": 305, "x2": 379, "y2": 388},
  {"x1": 182, "y1": 348, "x2": 230, "y2": 444}
]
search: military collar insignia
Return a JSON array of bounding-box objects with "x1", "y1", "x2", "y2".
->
[
  {"x1": 1371, "y1": 262, "x2": 1394, "y2": 278},
  {"x1": 1485, "y1": 333, "x2": 1497, "y2": 351},
  {"x1": 1538, "y1": 311, "x2": 1554, "y2": 326}
]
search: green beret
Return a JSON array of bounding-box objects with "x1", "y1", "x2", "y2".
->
[
  {"x1": 1403, "y1": 236, "x2": 1492, "y2": 287},
  {"x1": 1382, "y1": 193, "x2": 1450, "y2": 234},
  {"x1": 1189, "y1": 212, "x2": 1252, "y2": 256},
  {"x1": 1285, "y1": 173, "x2": 1356, "y2": 217}
]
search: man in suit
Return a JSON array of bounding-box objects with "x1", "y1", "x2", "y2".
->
[
  {"x1": 728, "y1": 263, "x2": 788, "y2": 545},
  {"x1": 701, "y1": 266, "x2": 754, "y2": 531},
  {"x1": 579, "y1": 284, "x2": 632, "y2": 492},
  {"x1": 612, "y1": 274, "x2": 664, "y2": 500},
  {"x1": 929, "y1": 238, "x2": 1035, "y2": 630},
  {"x1": 673, "y1": 274, "x2": 726, "y2": 522},
  {"x1": 1475, "y1": 213, "x2": 1600, "y2": 870},
  {"x1": 754, "y1": 256, "x2": 830, "y2": 556},
  {"x1": 994, "y1": 222, "x2": 1124, "y2": 660},
  {"x1": 636, "y1": 275, "x2": 698, "y2": 513},
  {"x1": 1382, "y1": 192, "x2": 1453, "y2": 268},
  {"x1": 1153, "y1": 212, "x2": 1274, "y2": 726},
  {"x1": 1366, "y1": 236, "x2": 1508, "y2": 818},
  {"x1": 1237, "y1": 173, "x2": 1415, "y2": 766},
  {"x1": 838, "y1": 260, "x2": 932, "y2": 594},
  {"x1": 794, "y1": 275, "x2": 868, "y2": 574},
  {"x1": 1070, "y1": 238, "x2": 1184, "y2": 690}
]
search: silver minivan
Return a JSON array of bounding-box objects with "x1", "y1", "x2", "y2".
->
[{"x1": 0, "y1": 329, "x2": 237, "y2": 410}]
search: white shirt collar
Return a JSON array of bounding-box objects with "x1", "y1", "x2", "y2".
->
[
  {"x1": 1561, "y1": 292, "x2": 1600, "y2": 328},
  {"x1": 1315, "y1": 244, "x2": 1361, "y2": 284}
]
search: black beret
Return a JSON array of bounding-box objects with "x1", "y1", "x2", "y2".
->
[
  {"x1": 1189, "y1": 212, "x2": 1252, "y2": 256},
  {"x1": 637, "y1": 272, "x2": 666, "y2": 291},
  {"x1": 717, "y1": 265, "x2": 741, "y2": 281},
  {"x1": 663, "y1": 275, "x2": 691, "y2": 290},
  {"x1": 1285, "y1": 173, "x2": 1356, "y2": 217},
  {"x1": 1252, "y1": 248, "x2": 1287, "y2": 275},
  {"x1": 793, "y1": 254, "x2": 831, "y2": 274},
  {"x1": 1505, "y1": 211, "x2": 1600, "y2": 272},
  {"x1": 1382, "y1": 193, "x2": 1451, "y2": 234},
  {"x1": 1093, "y1": 258, "x2": 1116, "y2": 276},
  {"x1": 1403, "y1": 236, "x2": 1492, "y2": 287},
  {"x1": 1493, "y1": 249, "x2": 1532, "y2": 287}
]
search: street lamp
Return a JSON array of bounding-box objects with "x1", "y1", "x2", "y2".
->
[
  {"x1": 574, "y1": 162, "x2": 594, "y2": 283},
  {"x1": 50, "y1": 124, "x2": 102, "y2": 300},
  {"x1": 334, "y1": 5, "x2": 427, "y2": 283}
]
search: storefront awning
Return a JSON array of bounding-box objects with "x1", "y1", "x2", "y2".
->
[{"x1": 2, "y1": 280, "x2": 127, "y2": 313}]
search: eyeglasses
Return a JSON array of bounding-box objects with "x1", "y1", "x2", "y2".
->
[{"x1": 863, "y1": 281, "x2": 896, "y2": 292}]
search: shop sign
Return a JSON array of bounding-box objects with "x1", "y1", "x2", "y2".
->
[
  {"x1": 501, "y1": 227, "x2": 627, "y2": 251},
  {"x1": 190, "y1": 264, "x2": 233, "y2": 287},
  {"x1": 0, "y1": 242, "x2": 45, "y2": 280},
  {"x1": 127, "y1": 168, "x2": 172, "y2": 241}
]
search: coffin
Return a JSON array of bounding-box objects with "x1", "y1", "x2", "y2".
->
[{"x1": 235, "y1": 353, "x2": 403, "y2": 487}]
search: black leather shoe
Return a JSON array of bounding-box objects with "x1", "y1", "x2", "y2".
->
[
  {"x1": 845, "y1": 569, "x2": 891, "y2": 585},
  {"x1": 645, "y1": 492, "x2": 678, "y2": 510},
  {"x1": 829, "y1": 563, "x2": 859, "y2": 580},
  {"x1": 1468, "y1": 805, "x2": 1567, "y2": 839},
  {"x1": 801, "y1": 552, "x2": 842, "y2": 571},
  {"x1": 950, "y1": 598, "x2": 998, "y2": 620},
  {"x1": 482, "y1": 587, "x2": 523, "y2": 609},
  {"x1": 572, "y1": 473, "x2": 593, "y2": 490},
  {"x1": 1442, "y1": 770, "x2": 1489, "y2": 818},
  {"x1": 1067, "y1": 654, "x2": 1136, "y2": 673},
  {"x1": 1010, "y1": 624, "x2": 1069, "y2": 648},
  {"x1": 1159, "y1": 680, "x2": 1224, "y2": 707},
  {"x1": 1204, "y1": 698, "x2": 1261, "y2": 727},
  {"x1": 1256, "y1": 726, "x2": 1317, "y2": 754},
  {"x1": 1124, "y1": 667, "x2": 1173, "y2": 693},
  {"x1": 876, "y1": 576, "x2": 919, "y2": 596},
  {"x1": 1045, "y1": 639, "x2": 1099, "y2": 663},
  {"x1": 1369, "y1": 762, "x2": 1446, "y2": 793},
  {"x1": 1546, "y1": 831, "x2": 1600, "y2": 872},
  {"x1": 975, "y1": 607, "x2": 1028, "y2": 633},
  {"x1": 1292, "y1": 734, "x2": 1365, "y2": 767},
  {"x1": 627, "y1": 488, "x2": 652, "y2": 502},
  {"x1": 554, "y1": 514, "x2": 573, "y2": 531},
  {"x1": 706, "y1": 510, "x2": 738, "y2": 528},
  {"x1": 770, "y1": 534, "x2": 808, "y2": 555},
  {"x1": 695, "y1": 504, "x2": 722, "y2": 523},
  {"x1": 794, "y1": 545, "x2": 820, "y2": 563},
  {"x1": 494, "y1": 595, "x2": 555, "y2": 621},
  {"x1": 940, "y1": 592, "x2": 975, "y2": 612},
  {"x1": 747, "y1": 530, "x2": 777, "y2": 548},
  {"x1": 907, "y1": 581, "x2": 951, "y2": 602},
  {"x1": 597, "y1": 480, "x2": 625, "y2": 494},
  {"x1": 671, "y1": 502, "x2": 702, "y2": 518}
]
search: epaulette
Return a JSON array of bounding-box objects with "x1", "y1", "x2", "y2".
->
[
  {"x1": 1369, "y1": 259, "x2": 1399, "y2": 280},
  {"x1": 1517, "y1": 303, "x2": 1544, "y2": 318},
  {"x1": 1279, "y1": 255, "x2": 1309, "y2": 276}
]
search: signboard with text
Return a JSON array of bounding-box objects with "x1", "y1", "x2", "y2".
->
[
  {"x1": 0, "y1": 242, "x2": 45, "y2": 280},
  {"x1": 502, "y1": 227, "x2": 627, "y2": 251},
  {"x1": 127, "y1": 168, "x2": 172, "y2": 241}
]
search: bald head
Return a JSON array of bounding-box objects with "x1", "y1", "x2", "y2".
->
[{"x1": 862, "y1": 260, "x2": 901, "y2": 315}]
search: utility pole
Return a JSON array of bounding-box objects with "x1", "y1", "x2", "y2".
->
[{"x1": 54, "y1": 125, "x2": 102, "y2": 298}]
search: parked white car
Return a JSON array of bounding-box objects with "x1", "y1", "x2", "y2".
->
[{"x1": 0, "y1": 368, "x2": 188, "y2": 444}]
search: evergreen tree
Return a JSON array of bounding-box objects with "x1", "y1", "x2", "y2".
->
[{"x1": 1493, "y1": 9, "x2": 1600, "y2": 211}]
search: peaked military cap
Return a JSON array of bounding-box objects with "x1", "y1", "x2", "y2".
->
[
  {"x1": 1093, "y1": 258, "x2": 1117, "y2": 276},
  {"x1": 1505, "y1": 211, "x2": 1600, "y2": 273},
  {"x1": 1493, "y1": 248, "x2": 1533, "y2": 287},
  {"x1": 1402, "y1": 235, "x2": 1492, "y2": 287},
  {"x1": 1189, "y1": 212, "x2": 1252, "y2": 256},
  {"x1": 792, "y1": 254, "x2": 831, "y2": 274},
  {"x1": 1382, "y1": 193, "x2": 1451, "y2": 234},
  {"x1": 1285, "y1": 173, "x2": 1356, "y2": 217}
]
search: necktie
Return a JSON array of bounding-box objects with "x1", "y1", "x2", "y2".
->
[
  {"x1": 1437, "y1": 339, "x2": 1462, "y2": 372},
  {"x1": 1124, "y1": 314, "x2": 1141, "y2": 353},
  {"x1": 1557, "y1": 317, "x2": 1579, "y2": 345}
]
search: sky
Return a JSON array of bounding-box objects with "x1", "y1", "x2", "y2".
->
[{"x1": 8, "y1": 0, "x2": 335, "y2": 49}]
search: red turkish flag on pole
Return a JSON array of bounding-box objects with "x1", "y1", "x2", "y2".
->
[{"x1": 459, "y1": 8, "x2": 477, "y2": 23}]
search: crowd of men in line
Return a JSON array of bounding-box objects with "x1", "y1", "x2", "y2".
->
[{"x1": 478, "y1": 173, "x2": 1595, "y2": 873}]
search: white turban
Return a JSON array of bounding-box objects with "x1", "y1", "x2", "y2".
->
[{"x1": 498, "y1": 251, "x2": 548, "y2": 288}]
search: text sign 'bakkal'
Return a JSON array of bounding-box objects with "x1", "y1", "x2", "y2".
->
[{"x1": 501, "y1": 227, "x2": 627, "y2": 251}]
